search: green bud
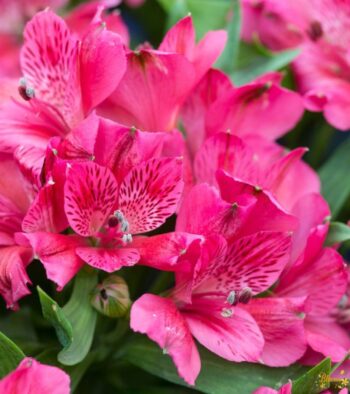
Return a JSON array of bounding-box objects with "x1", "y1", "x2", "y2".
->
[{"x1": 91, "y1": 275, "x2": 131, "y2": 318}]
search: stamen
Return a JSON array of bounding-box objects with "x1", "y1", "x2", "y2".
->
[
  {"x1": 238, "y1": 287, "x2": 253, "y2": 304},
  {"x1": 18, "y1": 77, "x2": 35, "y2": 101},
  {"x1": 121, "y1": 219, "x2": 129, "y2": 233},
  {"x1": 122, "y1": 234, "x2": 133, "y2": 244},
  {"x1": 221, "y1": 308, "x2": 234, "y2": 318},
  {"x1": 114, "y1": 210, "x2": 124, "y2": 222},
  {"x1": 227, "y1": 290, "x2": 237, "y2": 306}
]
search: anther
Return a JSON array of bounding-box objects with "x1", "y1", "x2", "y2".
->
[
  {"x1": 238, "y1": 287, "x2": 253, "y2": 304},
  {"x1": 227, "y1": 290, "x2": 237, "y2": 306},
  {"x1": 307, "y1": 20, "x2": 323, "y2": 41},
  {"x1": 121, "y1": 219, "x2": 129, "y2": 233},
  {"x1": 108, "y1": 216, "x2": 119, "y2": 228},
  {"x1": 221, "y1": 308, "x2": 234, "y2": 318},
  {"x1": 18, "y1": 77, "x2": 35, "y2": 101},
  {"x1": 114, "y1": 210, "x2": 124, "y2": 222},
  {"x1": 122, "y1": 234, "x2": 133, "y2": 244}
]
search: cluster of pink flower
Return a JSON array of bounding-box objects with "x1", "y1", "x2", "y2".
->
[
  {"x1": 0, "y1": 0, "x2": 349, "y2": 393},
  {"x1": 242, "y1": 0, "x2": 350, "y2": 130}
]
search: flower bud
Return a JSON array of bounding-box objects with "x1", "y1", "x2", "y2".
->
[{"x1": 91, "y1": 275, "x2": 131, "y2": 318}]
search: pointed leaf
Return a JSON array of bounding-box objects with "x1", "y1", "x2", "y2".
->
[
  {"x1": 319, "y1": 137, "x2": 350, "y2": 218},
  {"x1": 216, "y1": 0, "x2": 241, "y2": 73},
  {"x1": 37, "y1": 286, "x2": 73, "y2": 348},
  {"x1": 292, "y1": 358, "x2": 331, "y2": 394},
  {"x1": 231, "y1": 42, "x2": 300, "y2": 86},
  {"x1": 0, "y1": 331, "x2": 25, "y2": 378},
  {"x1": 58, "y1": 270, "x2": 98, "y2": 366},
  {"x1": 325, "y1": 222, "x2": 350, "y2": 246},
  {"x1": 123, "y1": 335, "x2": 308, "y2": 394}
]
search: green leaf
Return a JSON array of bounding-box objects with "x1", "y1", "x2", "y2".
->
[
  {"x1": 319, "y1": 137, "x2": 350, "y2": 218},
  {"x1": 325, "y1": 222, "x2": 350, "y2": 246},
  {"x1": 123, "y1": 335, "x2": 307, "y2": 394},
  {"x1": 160, "y1": 0, "x2": 232, "y2": 39},
  {"x1": 58, "y1": 270, "x2": 98, "y2": 366},
  {"x1": 0, "y1": 331, "x2": 25, "y2": 378},
  {"x1": 216, "y1": 0, "x2": 241, "y2": 73},
  {"x1": 292, "y1": 358, "x2": 331, "y2": 394},
  {"x1": 37, "y1": 286, "x2": 73, "y2": 348},
  {"x1": 231, "y1": 42, "x2": 300, "y2": 85}
]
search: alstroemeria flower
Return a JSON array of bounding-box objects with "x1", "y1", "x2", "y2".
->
[
  {"x1": 0, "y1": 9, "x2": 126, "y2": 152},
  {"x1": 0, "y1": 357, "x2": 70, "y2": 394},
  {"x1": 100, "y1": 15, "x2": 227, "y2": 132},
  {"x1": 0, "y1": 154, "x2": 33, "y2": 308},
  {"x1": 242, "y1": 0, "x2": 350, "y2": 130},
  {"x1": 20, "y1": 155, "x2": 184, "y2": 277},
  {"x1": 131, "y1": 226, "x2": 295, "y2": 385}
]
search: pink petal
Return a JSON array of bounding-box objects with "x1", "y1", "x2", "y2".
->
[
  {"x1": 184, "y1": 298, "x2": 264, "y2": 362},
  {"x1": 193, "y1": 231, "x2": 291, "y2": 296},
  {"x1": 64, "y1": 161, "x2": 118, "y2": 237},
  {"x1": 21, "y1": 10, "x2": 82, "y2": 127},
  {"x1": 19, "y1": 232, "x2": 85, "y2": 290},
  {"x1": 194, "y1": 132, "x2": 259, "y2": 187},
  {"x1": 22, "y1": 175, "x2": 68, "y2": 234},
  {"x1": 181, "y1": 69, "x2": 233, "y2": 157},
  {"x1": 0, "y1": 245, "x2": 32, "y2": 308},
  {"x1": 276, "y1": 248, "x2": 347, "y2": 315},
  {"x1": 159, "y1": 16, "x2": 196, "y2": 60},
  {"x1": 176, "y1": 183, "x2": 233, "y2": 236},
  {"x1": 14, "y1": 145, "x2": 45, "y2": 188},
  {"x1": 104, "y1": 50, "x2": 196, "y2": 131},
  {"x1": 118, "y1": 157, "x2": 184, "y2": 234},
  {"x1": 244, "y1": 297, "x2": 307, "y2": 366},
  {"x1": 289, "y1": 193, "x2": 330, "y2": 262},
  {"x1": 93, "y1": 118, "x2": 164, "y2": 182},
  {"x1": 80, "y1": 24, "x2": 126, "y2": 114},
  {"x1": 65, "y1": 2, "x2": 129, "y2": 45},
  {"x1": 130, "y1": 294, "x2": 201, "y2": 385},
  {"x1": 217, "y1": 171, "x2": 298, "y2": 238},
  {"x1": 159, "y1": 15, "x2": 227, "y2": 81},
  {"x1": 0, "y1": 357, "x2": 70, "y2": 394},
  {"x1": 131, "y1": 232, "x2": 202, "y2": 271},
  {"x1": 0, "y1": 153, "x2": 31, "y2": 214},
  {"x1": 0, "y1": 99, "x2": 68, "y2": 152},
  {"x1": 206, "y1": 74, "x2": 304, "y2": 140},
  {"x1": 76, "y1": 246, "x2": 139, "y2": 272},
  {"x1": 305, "y1": 316, "x2": 350, "y2": 362}
]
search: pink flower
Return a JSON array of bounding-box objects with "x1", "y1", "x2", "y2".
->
[
  {"x1": 242, "y1": 0, "x2": 350, "y2": 130},
  {"x1": 0, "y1": 9, "x2": 126, "y2": 151},
  {"x1": 130, "y1": 178, "x2": 299, "y2": 384},
  {"x1": 100, "y1": 15, "x2": 227, "y2": 132},
  {"x1": 0, "y1": 357, "x2": 70, "y2": 394}
]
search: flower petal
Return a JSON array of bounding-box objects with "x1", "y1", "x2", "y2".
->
[
  {"x1": 184, "y1": 298, "x2": 264, "y2": 362},
  {"x1": 76, "y1": 246, "x2": 139, "y2": 272},
  {"x1": 118, "y1": 157, "x2": 184, "y2": 234},
  {"x1": 19, "y1": 232, "x2": 85, "y2": 290},
  {"x1": 244, "y1": 297, "x2": 307, "y2": 366},
  {"x1": 0, "y1": 245, "x2": 32, "y2": 308},
  {"x1": 64, "y1": 161, "x2": 118, "y2": 236},
  {"x1": 21, "y1": 10, "x2": 82, "y2": 126},
  {"x1": 130, "y1": 294, "x2": 201, "y2": 385},
  {"x1": 0, "y1": 357, "x2": 70, "y2": 394}
]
